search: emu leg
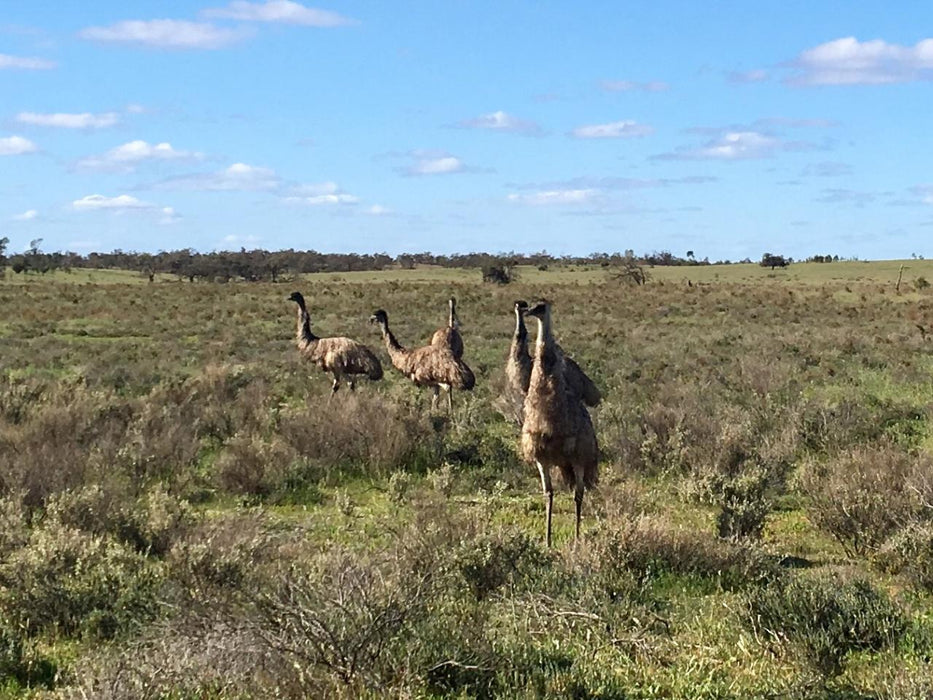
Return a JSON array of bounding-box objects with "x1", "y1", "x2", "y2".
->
[
  {"x1": 431, "y1": 385, "x2": 440, "y2": 411},
  {"x1": 329, "y1": 373, "x2": 340, "y2": 401},
  {"x1": 574, "y1": 475, "x2": 585, "y2": 540},
  {"x1": 536, "y1": 461, "x2": 554, "y2": 547},
  {"x1": 348, "y1": 378, "x2": 356, "y2": 392},
  {"x1": 445, "y1": 384, "x2": 453, "y2": 413}
]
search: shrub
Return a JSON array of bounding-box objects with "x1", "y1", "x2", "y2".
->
[
  {"x1": 700, "y1": 409, "x2": 797, "y2": 541},
  {"x1": 454, "y1": 529, "x2": 551, "y2": 600},
  {"x1": 279, "y1": 393, "x2": 439, "y2": 477},
  {"x1": 746, "y1": 572, "x2": 907, "y2": 678},
  {"x1": 0, "y1": 522, "x2": 162, "y2": 640},
  {"x1": 213, "y1": 433, "x2": 296, "y2": 496},
  {"x1": 877, "y1": 522, "x2": 933, "y2": 591},
  {"x1": 45, "y1": 483, "x2": 195, "y2": 557},
  {"x1": 800, "y1": 446, "x2": 933, "y2": 557}
]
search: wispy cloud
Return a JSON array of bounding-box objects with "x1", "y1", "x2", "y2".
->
[
  {"x1": 0, "y1": 135, "x2": 38, "y2": 155},
  {"x1": 725, "y1": 69, "x2": 769, "y2": 84},
  {"x1": 16, "y1": 111, "x2": 119, "y2": 129},
  {"x1": 456, "y1": 110, "x2": 543, "y2": 136},
  {"x1": 814, "y1": 188, "x2": 877, "y2": 206},
  {"x1": 802, "y1": 161, "x2": 852, "y2": 177},
  {"x1": 507, "y1": 189, "x2": 602, "y2": 206},
  {"x1": 0, "y1": 53, "x2": 56, "y2": 70},
  {"x1": 600, "y1": 80, "x2": 669, "y2": 92},
  {"x1": 283, "y1": 181, "x2": 358, "y2": 205},
  {"x1": 787, "y1": 36, "x2": 933, "y2": 86},
  {"x1": 910, "y1": 185, "x2": 933, "y2": 205},
  {"x1": 512, "y1": 175, "x2": 717, "y2": 192},
  {"x1": 11, "y1": 209, "x2": 38, "y2": 221},
  {"x1": 151, "y1": 163, "x2": 279, "y2": 191},
  {"x1": 76, "y1": 140, "x2": 204, "y2": 172},
  {"x1": 654, "y1": 120, "x2": 827, "y2": 161},
  {"x1": 202, "y1": 1, "x2": 355, "y2": 26},
  {"x1": 570, "y1": 120, "x2": 654, "y2": 139},
  {"x1": 79, "y1": 19, "x2": 247, "y2": 50}
]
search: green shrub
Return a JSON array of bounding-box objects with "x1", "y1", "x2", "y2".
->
[
  {"x1": 454, "y1": 529, "x2": 551, "y2": 600},
  {"x1": 746, "y1": 572, "x2": 907, "y2": 678},
  {"x1": 0, "y1": 522, "x2": 161, "y2": 640}
]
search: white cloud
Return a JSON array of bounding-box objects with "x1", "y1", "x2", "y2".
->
[
  {"x1": 570, "y1": 120, "x2": 654, "y2": 139},
  {"x1": 0, "y1": 53, "x2": 56, "y2": 70},
  {"x1": 457, "y1": 110, "x2": 543, "y2": 135},
  {"x1": 507, "y1": 189, "x2": 601, "y2": 206},
  {"x1": 77, "y1": 140, "x2": 203, "y2": 171},
  {"x1": 0, "y1": 135, "x2": 38, "y2": 155},
  {"x1": 11, "y1": 209, "x2": 38, "y2": 221},
  {"x1": 600, "y1": 80, "x2": 669, "y2": 92},
  {"x1": 283, "y1": 181, "x2": 358, "y2": 205},
  {"x1": 203, "y1": 1, "x2": 354, "y2": 26},
  {"x1": 159, "y1": 207, "x2": 182, "y2": 224},
  {"x1": 367, "y1": 204, "x2": 392, "y2": 216},
  {"x1": 403, "y1": 153, "x2": 466, "y2": 176},
  {"x1": 73, "y1": 194, "x2": 155, "y2": 210},
  {"x1": 788, "y1": 36, "x2": 933, "y2": 86},
  {"x1": 79, "y1": 20, "x2": 246, "y2": 50},
  {"x1": 16, "y1": 111, "x2": 119, "y2": 129},
  {"x1": 153, "y1": 163, "x2": 279, "y2": 191}
]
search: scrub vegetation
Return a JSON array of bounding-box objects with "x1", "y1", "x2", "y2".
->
[{"x1": 3, "y1": 260, "x2": 933, "y2": 697}]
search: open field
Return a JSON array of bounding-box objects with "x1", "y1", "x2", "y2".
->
[{"x1": 3, "y1": 264, "x2": 933, "y2": 697}]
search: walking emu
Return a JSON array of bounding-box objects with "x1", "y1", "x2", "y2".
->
[
  {"x1": 431, "y1": 297, "x2": 464, "y2": 359},
  {"x1": 505, "y1": 299, "x2": 601, "y2": 426},
  {"x1": 370, "y1": 308, "x2": 475, "y2": 411},
  {"x1": 288, "y1": 291, "x2": 383, "y2": 396},
  {"x1": 520, "y1": 300, "x2": 599, "y2": 546}
]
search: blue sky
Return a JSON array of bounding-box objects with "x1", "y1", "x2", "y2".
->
[{"x1": 2, "y1": 1, "x2": 933, "y2": 260}]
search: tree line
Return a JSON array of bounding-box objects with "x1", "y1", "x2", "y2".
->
[{"x1": 0, "y1": 240, "x2": 838, "y2": 282}]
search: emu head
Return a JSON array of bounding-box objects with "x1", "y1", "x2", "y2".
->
[
  {"x1": 369, "y1": 309, "x2": 389, "y2": 326},
  {"x1": 288, "y1": 291, "x2": 305, "y2": 305},
  {"x1": 524, "y1": 300, "x2": 550, "y2": 320},
  {"x1": 514, "y1": 299, "x2": 529, "y2": 315}
]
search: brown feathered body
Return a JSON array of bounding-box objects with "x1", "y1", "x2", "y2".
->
[
  {"x1": 373, "y1": 310, "x2": 475, "y2": 391},
  {"x1": 292, "y1": 294, "x2": 383, "y2": 383},
  {"x1": 430, "y1": 298, "x2": 464, "y2": 359},
  {"x1": 521, "y1": 328, "x2": 598, "y2": 491}
]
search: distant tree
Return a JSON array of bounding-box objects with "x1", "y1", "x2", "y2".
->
[
  {"x1": 482, "y1": 263, "x2": 515, "y2": 285},
  {"x1": 610, "y1": 252, "x2": 648, "y2": 285},
  {"x1": 760, "y1": 252, "x2": 789, "y2": 270},
  {"x1": 687, "y1": 250, "x2": 695, "y2": 260},
  {"x1": 0, "y1": 236, "x2": 7, "y2": 277}
]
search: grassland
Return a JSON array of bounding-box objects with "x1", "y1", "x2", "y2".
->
[{"x1": 3, "y1": 260, "x2": 933, "y2": 698}]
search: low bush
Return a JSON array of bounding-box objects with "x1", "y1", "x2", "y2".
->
[
  {"x1": 0, "y1": 521, "x2": 162, "y2": 640},
  {"x1": 746, "y1": 571, "x2": 907, "y2": 678},
  {"x1": 800, "y1": 445, "x2": 933, "y2": 557}
]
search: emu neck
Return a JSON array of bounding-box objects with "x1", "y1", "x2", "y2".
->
[
  {"x1": 448, "y1": 300, "x2": 456, "y2": 329},
  {"x1": 296, "y1": 304, "x2": 318, "y2": 346},
  {"x1": 511, "y1": 310, "x2": 528, "y2": 359},
  {"x1": 533, "y1": 311, "x2": 558, "y2": 367},
  {"x1": 379, "y1": 321, "x2": 407, "y2": 356}
]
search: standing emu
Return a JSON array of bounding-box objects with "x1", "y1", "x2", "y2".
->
[
  {"x1": 370, "y1": 308, "x2": 474, "y2": 412},
  {"x1": 288, "y1": 291, "x2": 383, "y2": 396},
  {"x1": 521, "y1": 300, "x2": 598, "y2": 546}
]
